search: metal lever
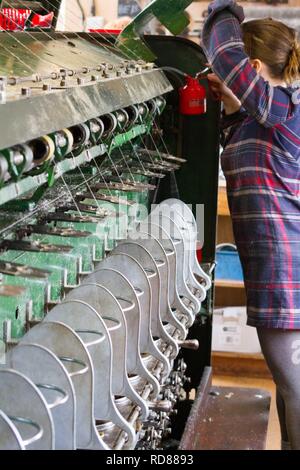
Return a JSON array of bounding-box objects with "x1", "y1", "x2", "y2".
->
[
  {"x1": 138, "y1": 149, "x2": 187, "y2": 164},
  {"x1": 123, "y1": 167, "x2": 165, "y2": 179},
  {"x1": 58, "y1": 204, "x2": 109, "y2": 217},
  {"x1": 104, "y1": 176, "x2": 156, "y2": 191},
  {"x1": 177, "y1": 339, "x2": 199, "y2": 350},
  {"x1": 0, "y1": 261, "x2": 50, "y2": 278},
  {"x1": 21, "y1": 225, "x2": 92, "y2": 238},
  {"x1": 76, "y1": 192, "x2": 134, "y2": 207},
  {"x1": 147, "y1": 400, "x2": 173, "y2": 413},
  {"x1": 91, "y1": 182, "x2": 148, "y2": 193},
  {"x1": 45, "y1": 213, "x2": 105, "y2": 224},
  {"x1": 0, "y1": 240, "x2": 72, "y2": 254}
]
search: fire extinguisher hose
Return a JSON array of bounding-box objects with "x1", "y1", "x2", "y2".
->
[{"x1": 157, "y1": 66, "x2": 211, "y2": 79}]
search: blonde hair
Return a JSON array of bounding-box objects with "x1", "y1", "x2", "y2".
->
[{"x1": 241, "y1": 19, "x2": 300, "y2": 84}]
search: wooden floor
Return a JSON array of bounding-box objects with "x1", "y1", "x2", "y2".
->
[{"x1": 213, "y1": 375, "x2": 281, "y2": 450}]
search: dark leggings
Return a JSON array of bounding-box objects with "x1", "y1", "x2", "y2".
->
[{"x1": 257, "y1": 328, "x2": 300, "y2": 450}]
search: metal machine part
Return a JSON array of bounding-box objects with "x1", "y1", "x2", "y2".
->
[
  {"x1": 0, "y1": 369, "x2": 54, "y2": 450},
  {"x1": 0, "y1": 199, "x2": 212, "y2": 450}
]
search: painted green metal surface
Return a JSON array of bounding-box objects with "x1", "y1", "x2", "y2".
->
[
  {"x1": 117, "y1": 0, "x2": 193, "y2": 61},
  {"x1": 108, "y1": 124, "x2": 149, "y2": 154},
  {"x1": 1, "y1": 270, "x2": 48, "y2": 320},
  {"x1": 0, "y1": 179, "x2": 149, "y2": 350},
  {"x1": 0, "y1": 285, "x2": 29, "y2": 341},
  {"x1": 27, "y1": 234, "x2": 94, "y2": 273},
  {"x1": 0, "y1": 250, "x2": 80, "y2": 290}
]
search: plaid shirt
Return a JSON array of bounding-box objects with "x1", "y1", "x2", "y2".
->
[{"x1": 202, "y1": 0, "x2": 300, "y2": 329}]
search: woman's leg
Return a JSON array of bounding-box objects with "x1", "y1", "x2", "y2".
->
[
  {"x1": 257, "y1": 328, "x2": 300, "y2": 450},
  {"x1": 276, "y1": 388, "x2": 290, "y2": 449}
]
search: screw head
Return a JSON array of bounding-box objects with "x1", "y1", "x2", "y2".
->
[
  {"x1": 21, "y1": 87, "x2": 31, "y2": 96},
  {"x1": 42, "y1": 83, "x2": 51, "y2": 91}
]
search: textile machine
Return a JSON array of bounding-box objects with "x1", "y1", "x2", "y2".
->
[{"x1": 0, "y1": 0, "x2": 222, "y2": 450}]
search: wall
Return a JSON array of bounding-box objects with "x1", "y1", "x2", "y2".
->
[
  {"x1": 58, "y1": 1, "x2": 300, "y2": 32},
  {"x1": 94, "y1": 0, "x2": 118, "y2": 22},
  {"x1": 58, "y1": 0, "x2": 94, "y2": 30}
]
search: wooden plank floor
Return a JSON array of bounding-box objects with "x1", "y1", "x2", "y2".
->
[{"x1": 213, "y1": 375, "x2": 280, "y2": 450}]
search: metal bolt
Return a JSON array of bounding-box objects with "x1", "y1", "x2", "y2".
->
[
  {"x1": 60, "y1": 79, "x2": 66, "y2": 87},
  {"x1": 104, "y1": 71, "x2": 114, "y2": 79},
  {"x1": 42, "y1": 83, "x2": 51, "y2": 91},
  {"x1": 9, "y1": 76, "x2": 18, "y2": 85},
  {"x1": 21, "y1": 87, "x2": 31, "y2": 96},
  {"x1": 126, "y1": 68, "x2": 134, "y2": 75}
]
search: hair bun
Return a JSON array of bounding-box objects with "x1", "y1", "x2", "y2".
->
[{"x1": 284, "y1": 40, "x2": 300, "y2": 84}]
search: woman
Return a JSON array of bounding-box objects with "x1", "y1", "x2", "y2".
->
[{"x1": 202, "y1": 0, "x2": 300, "y2": 450}]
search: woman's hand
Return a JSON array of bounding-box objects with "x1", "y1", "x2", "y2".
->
[{"x1": 207, "y1": 73, "x2": 242, "y2": 115}]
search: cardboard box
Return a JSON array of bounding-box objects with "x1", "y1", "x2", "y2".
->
[{"x1": 212, "y1": 306, "x2": 261, "y2": 354}]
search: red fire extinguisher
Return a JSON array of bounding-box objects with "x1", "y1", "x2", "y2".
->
[{"x1": 179, "y1": 75, "x2": 207, "y2": 116}]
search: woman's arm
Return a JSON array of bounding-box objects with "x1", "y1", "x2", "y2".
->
[
  {"x1": 207, "y1": 72, "x2": 241, "y2": 115},
  {"x1": 202, "y1": 0, "x2": 296, "y2": 128},
  {"x1": 221, "y1": 108, "x2": 248, "y2": 130}
]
